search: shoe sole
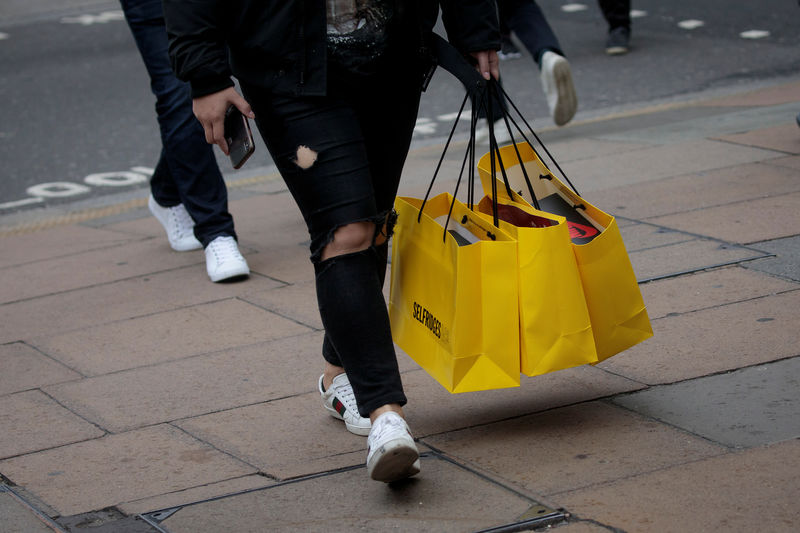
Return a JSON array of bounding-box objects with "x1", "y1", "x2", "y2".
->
[
  {"x1": 208, "y1": 268, "x2": 249, "y2": 282},
  {"x1": 605, "y1": 46, "x2": 629, "y2": 55},
  {"x1": 547, "y1": 58, "x2": 578, "y2": 127},
  {"x1": 368, "y1": 439, "x2": 420, "y2": 483}
]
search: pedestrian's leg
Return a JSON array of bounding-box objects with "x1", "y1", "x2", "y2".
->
[{"x1": 598, "y1": 0, "x2": 631, "y2": 54}]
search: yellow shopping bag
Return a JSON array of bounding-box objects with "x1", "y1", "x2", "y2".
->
[
  {"x1": 478, "y1": 142, "x2": 653, "y2": 361},
  {"x1": 474, "y1": 191, "x2": 599, "y2": 376},
  {"x1": 389, "y1": 192, "x2": 521, "y2": 393}
]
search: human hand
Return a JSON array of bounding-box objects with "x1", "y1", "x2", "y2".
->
[
  {"x1": 192, "y1": 87, "x2": 254, "y2": 155},
  {"x1": 469, "y1": 49, "x2": 500, "y2": 81}
]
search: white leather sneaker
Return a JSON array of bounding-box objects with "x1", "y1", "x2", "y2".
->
[
  {"x1": 366, "y1": 411, "x2": 420, "y2": 483},
  {"x1": 204, "y1": 236, "x2": 249, "y2": 282},
  {"x1": 540, "y1": 51, "x2": 578, "y2": 127},
  {"x1": 148, "y1": 195, "x2": 202, "y2": 251},
  {"x1": 319, "y1": 374, "x2": 371, "y2": 436}
]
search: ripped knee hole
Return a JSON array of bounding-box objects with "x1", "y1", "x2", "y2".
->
[{"x1": 293, "y1": 145, "x2": 318, "y2": 169}]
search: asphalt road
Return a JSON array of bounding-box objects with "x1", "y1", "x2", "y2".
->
[{"x1": 1, "y1": 0, "x2": 799, "y2": 214}]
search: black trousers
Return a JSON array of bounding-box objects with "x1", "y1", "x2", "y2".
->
[
  {"x1": 598, "y1": 0, "x2": 631, "y2": 30},
  {"x1": 240, "y1": 62, "x2": 421, "y2": 417},
  {"x1": 498, "y1": 0, "x2": 564, "y2": 64}
]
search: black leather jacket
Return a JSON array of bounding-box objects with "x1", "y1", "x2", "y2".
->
[{"x1": 163, "y1": 0, "x2": 499, "y2": 98}]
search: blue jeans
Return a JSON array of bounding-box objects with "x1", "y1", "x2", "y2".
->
[
  {"x1": 498, "y1": 0, "x2": 564, "y2": 65},
  {"x1": 240, "y1": 60, "x2": 421, "y2": 417},
  {"x1": 120, "y1": 0, "x2": 235, "y2": 246}
]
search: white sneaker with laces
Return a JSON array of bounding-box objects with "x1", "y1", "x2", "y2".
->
[
  {"x1": 540, "y1": 51, "x2": 578, "y2": 127},
  {"x1": 148, "y1": 195, "x2": 202, "y2": 251},
  {"x1": 204, "y1": 235, "x2": 249, "y2": 282},
  {"x1": 319, "y1": 374, "x2": 371, "y2": 436},
  {"x1": 366, "y1": 411, "x2": 420, "y2": 483}
]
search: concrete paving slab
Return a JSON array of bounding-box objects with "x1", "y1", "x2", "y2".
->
[
  {"x1": 766, "y1": 154, "x2": 800, "y2": 171},
  {"x1": 586, "y1": 161, "x2": 800, "y2": 220},
  {"x1": 423, "y1": 402, "x2": 724, "y2": 497},
  {"x1": 245, "y1": 240, "x2": 315, "y2": 284},
  {"x1": 555, "y1": 439, "x2": 800, "y2": 533},
  {"x1": 597, "y1": 103, "x2": 799, "y2": 146},
  {"x1": 599, "y1": 290, "x2": 800, "y2": 385},
  {"x1": 561, "y1": 140, "x2": 782, "y2": 193},
  {"x1": 29, "y1": 298, "x2": 310, "y2": 376},
  {"x1": 399, "y1": 365, "x2": 645, "y2": 438},
  {"x1": 647, "y1": 191, "x2": 800, "y2": 245},
  {"x1": 117, "y1": 475, "x2": 275, "y2": 516},
  {"x1": 0, "y1": 225, "x2": 137, "y2": 269},
  {"x1": 0, "y1": 390, "x2": 103, "y2": 460},
  {"x1": 618, "y1": 223, "x2": 694, "y2": 252},
  {"x1": 639, "y1": 266, "x2": 798, "y2": 320},
  {"x1": 525, "y1": 137, "x2": 650, "y2": 164},
  {"x1": 0, "y1": 342, "x2": 80, "y2": 395},
  {"x1": 746, "y1": 235, "x2": 800, "y2": 282},
  {"x1": 627, "y1": 236, "x2": 765, "y2": 283},
  {"x1": 44, "y1": 332, "x2": 325, "y2": 433},
  {"x1": 242, "y1": 280, "x2": 323, "y2": 330},
  {"x1": 0, "y1": 240, "x2": 203, "y2": 304},
  {"x1": 0, "y1": 491, "x2": 62, "y2": 533},
  {"x1": 175, "y1": 392, "x2": 368, "y2": 480},
  {"x1": 698, "y1": 81, "x2": 800, "y2": 107},
  {"x1": 156, "y1": 455, "x2": 540, "y2": 533},
  {"x1": 0, "y1": 267, "x2": 282, "y2": 344},
  {"x1": 0, "y1": 425, "x2": 256, "y2": 517},
  {"x1": 714, "y1": 124, "x2": 800, "y2": 156},
  {"x1": 613, "y1": 357, "x2": 800, "y2": 449}
]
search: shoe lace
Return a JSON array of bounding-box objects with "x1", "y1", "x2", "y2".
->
[
  {"x1": 169, "y1": 205, "x2": 194, "y2": 238},
  {"x1": 334, "y1": 381, "x2": 359, "y2": 414},
  {"x1": 209, "y1": 236, "x2": 238, "y2": 260}
]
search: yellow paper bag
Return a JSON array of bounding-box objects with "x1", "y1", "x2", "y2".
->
[
  {"x1": 389, "y1": 192, "x2": 520, "y2": 392},
  {"x1": 475, "y1": 192, "x2": 598, "y2": 376},
  {"x1": 478, "y1": 143, "x2": 653, "y2": 361}
]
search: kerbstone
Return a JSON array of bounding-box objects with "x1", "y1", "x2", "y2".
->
[
  {"x1": 555, "y1": 440, "x2": 800, "y2": 533},
  {"x1": 158, "y1": 455, "x2": 538, "y2": 533},
  {"x1": 423, "y1": 402, "x2": 723, "y2": 497},
  {"x1": 600, "y1": 290, "x2": 800, "y2": 385}
]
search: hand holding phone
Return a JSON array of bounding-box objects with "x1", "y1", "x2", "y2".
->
[{"x1": 224, "y1": 105, "x2": 255, "y2": 169}]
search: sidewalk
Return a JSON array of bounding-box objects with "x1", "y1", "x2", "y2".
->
[{"x1": 1, "y1": 81, "x2": 799, "y2": 533}]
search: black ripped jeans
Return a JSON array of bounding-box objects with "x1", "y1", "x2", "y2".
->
[{"x1": 241, "y1": 61, "x2": 421, "y2": 417}]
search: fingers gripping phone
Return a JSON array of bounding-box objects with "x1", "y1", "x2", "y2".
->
[{"x1": 224, "y1": 105, "x2": 255, "y2": 169}]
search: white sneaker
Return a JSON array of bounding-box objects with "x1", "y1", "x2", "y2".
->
[
  {"x1": 540, "y1": 51, "x2": 578, "y2": 127},
  {"x1": 204, "y1": 236, "x2": 249, "y2": 282},
  {"x1": 148, "y1": 195, "x2": 202, "y2": 252},
  {"x1": 319, "y1": 374, "x2": 371, "y2": 436},
  {"x1": 366, "y1": 411, "x2": 420, "y2": 483}
]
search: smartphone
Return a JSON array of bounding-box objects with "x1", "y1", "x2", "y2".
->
[{"x1": 224, "y1": 105, "x2": 255, "y2": 169}]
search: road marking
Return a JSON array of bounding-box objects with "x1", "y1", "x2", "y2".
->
[
  {"x1": 26, "y1": 181, "x2": 91, "y2": 198},
  {"x1": 84, "y1": 171, "x2": 148, "y2": 187},
  {"x1": 437, "y1": 111, "x2": 472, "y2": 122},
  {"x1": 60, "y1": 11, "x2": 124, "y2": 25},
  {"x1": 678, "y1": 20, "x2": 705, "y2": 30},
  {"x1": 0, "y1": 197, "x2": 44, "y2": 210},
  {"x1": 0, "y1": 32, "x2": 9, "y2": 40},
  {"x1": 561, "y1": 4, "x2": 588, "y2": 13},
  {"x1": 740, "y1": 30, "x2": 770, "y2": 39},
  {"x1": 630, "y1": 10, "x2": 648, "y2": 18},
  {"x1": 414, "y1": 118, "x2": 437, "y2": 135}
]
